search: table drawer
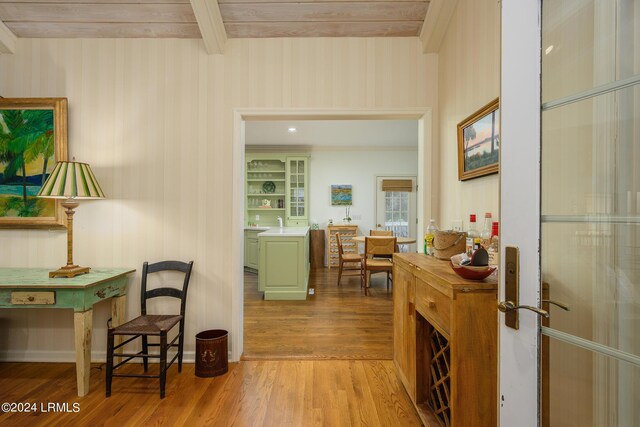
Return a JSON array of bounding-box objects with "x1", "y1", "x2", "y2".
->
[
  {"x1": 11, "y1": 291, "x2": 56, "y2": 305},
  {"x1": 415, "y1": 278, "x2": 451, "y2": 335}
]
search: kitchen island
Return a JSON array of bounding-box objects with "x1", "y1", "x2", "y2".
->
[{"x1": 258, "y1": 226, "x2": 310, "y2": 300}]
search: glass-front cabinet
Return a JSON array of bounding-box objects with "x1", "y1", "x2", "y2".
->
[
  {"x1": 245, "y1": 154, "x2": 309, "y2": 227},
  {"x1": 286, "y1": 157, "x2": 308, "y2": 226}
]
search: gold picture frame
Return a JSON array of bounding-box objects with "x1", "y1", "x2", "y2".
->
[
  {"x1": 457, "y1": 98, "x2": 500, "y2": 181},
  {"x1": 0, "y1": 98, "x2": 68, "y2": 228}
]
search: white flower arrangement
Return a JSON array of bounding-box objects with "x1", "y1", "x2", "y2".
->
[{"x1": 343, "y1": 207, "x2": 351, "y2": 223}]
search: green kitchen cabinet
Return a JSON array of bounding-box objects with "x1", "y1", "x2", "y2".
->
[
  {"x1": 285, "y1": 156, "x2": 309, "y2": 226},
  {"x1": 245, "y1": 155, "x2": 287, "y2": 227},
  {"x1": 245, "y1": 154, "x2": 309, "y2": 227},
  {"x1": 244, "y1": 229, "x2": 262, "y2": 271},
  {"x1": 258, "y1": 227, "x2": 310, "y2": 300}
]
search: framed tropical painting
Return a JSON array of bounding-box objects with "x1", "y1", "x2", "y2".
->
[
  {"x1": 457, "y1": 98, "x2": 500, "y2": 181},
  {"x1": 0, "y1": 98, "x2": 68, "y2": 228}
]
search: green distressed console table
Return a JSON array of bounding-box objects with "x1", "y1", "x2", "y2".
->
[{"x1": 0, "y1": 268, "x2": 135, "y2": 397}]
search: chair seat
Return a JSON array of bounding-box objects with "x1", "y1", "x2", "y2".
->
[
  {"x1": 342, "y1": 253, "x2": 363, "y2": 262},
  {"x1": 112, "y1": 314, "x2": 183, "y2": 336},
  {"x1": 366, "y1": 259, "x2": 393, "y2": 269}
]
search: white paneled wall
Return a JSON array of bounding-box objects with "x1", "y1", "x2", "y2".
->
[
  {"x1": 0, "y1": 37, "x2": 436, "y2": 362},
  {"x1": 437, "y1": 0, "x2": 500, "y2": 229}
]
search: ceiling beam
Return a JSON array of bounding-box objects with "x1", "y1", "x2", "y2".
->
[
  {"x1": 419, "y1": 0, "x2": 458, "y2": 53},
  {"x1": 0, "y1": 19, "x2": 16, "y2": 54},
  {"x1": 190, "y1": 0, "x2": 227, "y2": 54}
]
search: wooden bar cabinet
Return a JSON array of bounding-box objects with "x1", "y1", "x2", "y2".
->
[{"x1": 393, "y1": 253, "x2": 498, "y2": 427}]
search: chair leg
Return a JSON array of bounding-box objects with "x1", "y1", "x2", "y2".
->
[
  {"x1": 386, "y1": 271, "x2": 390, "y2": 293},
  {"x1": 106, "y1": 329, "x2": 114, "y2": 397},
  {"x1": 160, "y1": 332, "x2": 167, "y2": 399},
  {"x1": 142, "y1": 335, "x2": 149, "y2": 373},
  {"x1": 178, "y1": 324, "x2": 184, "y2": 373},
  {"x1": 364, "y1": 270, "x2": 369, "y2": 296},
  {"x1": 337, "y1": 260, "x2": 343, "y2": 286}
]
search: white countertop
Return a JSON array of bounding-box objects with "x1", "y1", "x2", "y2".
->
[
  {"x1": 244, "y1": 226, "x2": 271, "y2": 231},
  {"x1": 257, "y1": 226, "x2": 310, "y2": 237}
]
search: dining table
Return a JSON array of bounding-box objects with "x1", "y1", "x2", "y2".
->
[{"x1": 351, "y1": 235, "x2": 417, "y2": 245}]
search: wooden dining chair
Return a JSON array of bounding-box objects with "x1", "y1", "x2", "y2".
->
[
  {"x1": 370, "y1": 229, "x2": 393, "y2": 236},
  {"x1": 336, "y1": 233, "x2": 363, "y2": 287},
  {"x1": 106, "y1": 260, "x2": 194, "y2": 399},
  {"x1": 369, "y1": 229, "x2": 394, "y2": 258},
  {"x1": 363, "y1": 236, "x2": 396, "y2": 295}
]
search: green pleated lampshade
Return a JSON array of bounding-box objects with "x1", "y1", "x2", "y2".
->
[{"x1": 37, "y1": 161, "x2": 106, "y2": 199}]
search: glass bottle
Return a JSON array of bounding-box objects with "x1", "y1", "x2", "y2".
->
[
  {"x1": 488, "y1": 221, "x2": 499, "y2": 267},
  {"x1": 466, "y1": 214, "x2": 480, "y2": 256},
  {"x1": 480, "y1": 212, "x2": 493, "y2": 249}
]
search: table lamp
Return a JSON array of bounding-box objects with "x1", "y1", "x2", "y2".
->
[{"x1": 37, "y1": 160, "x2": 105, "y2": 278}]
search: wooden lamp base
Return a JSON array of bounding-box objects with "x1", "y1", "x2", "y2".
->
[
  {"x1": 50, "y1": 198, "x2": 91, "y2": 279},
  {"x1": 49, "y1": 265, "x2": 91, "y2": 278}
]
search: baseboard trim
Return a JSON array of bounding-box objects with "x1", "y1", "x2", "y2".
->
[{"x1": 0, "y1": 350, "x2": 233, "y2": 364}]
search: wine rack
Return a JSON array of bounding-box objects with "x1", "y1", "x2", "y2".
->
[
  {"x1": 429, "y1": 327, "x2": 451, "y2": 426},
  {"x1": 327, "y1": 225, "x2": 358, "y2": 269}
]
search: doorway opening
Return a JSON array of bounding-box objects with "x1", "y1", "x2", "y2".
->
[{"x1": 230, "y1": 109, "x2": 433, "y2": 361}]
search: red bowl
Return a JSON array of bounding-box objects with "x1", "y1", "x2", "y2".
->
[{"x1": 449, "y1": 261, "x2": 496, "y2": 281}]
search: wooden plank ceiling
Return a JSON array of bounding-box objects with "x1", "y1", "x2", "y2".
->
[{"x1": 0, "y1": 0, "x2": 430, "y2": 39}]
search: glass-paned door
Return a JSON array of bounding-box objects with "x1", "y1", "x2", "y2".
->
[
  {"x1": 541, "y1": 0, "x2": 640, "y2": 425},
  {"x1": 375, "y1": 176, "x2": 417, "y2": 252},
  {"x1": 500, "y1": 1, "x2": 640, "y2": 424}
]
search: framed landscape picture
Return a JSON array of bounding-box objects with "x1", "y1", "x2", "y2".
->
[
  {"x1": 457, "y1": 98, "x2": 500, "y2": 181},
  {"x1": 331, "y1": 184, "x2": 352, "y2": 206},
  {"x1": 0, "y1": 98, "x2": 68, "y2": 228}
]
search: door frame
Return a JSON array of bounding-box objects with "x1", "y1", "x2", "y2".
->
[
  {"x1": 231, "y1": 108, "x2": 433, "y2": 360},
  {"x1": 499, "y1": 0, "x2": 542, "y2": 425}
]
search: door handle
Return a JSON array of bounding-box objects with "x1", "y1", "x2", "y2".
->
[
  {"x1": 541, "y1": 299, "x2": 570, "y2": 311},
  {"x1": 498, "y1": 300, "x2": 549, "y2": 318}
]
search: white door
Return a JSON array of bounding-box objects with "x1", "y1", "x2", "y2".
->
[
  {"x1": 375, "y1": 176, "x2": 417, "y2": 253},
  {"x1": 499, "y1": 1, "x2": 541, "y2": 424},
  {"x1": 501, "y1": 1, "x2": 640, "y2": 425}
]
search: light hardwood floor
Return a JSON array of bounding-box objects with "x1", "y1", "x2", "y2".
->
[
  {"x1": 0, "y1": 268, "x2": 423, "y2": 426},
  {"x1": 244, "y1": 267, "x2": 394, "y2": 360},
  {"x1": 0, "y1": 361, "x2": 421, "y2": 426}
]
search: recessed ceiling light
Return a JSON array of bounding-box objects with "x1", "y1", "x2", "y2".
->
[{"x1": 288, "y1": 127, "x2": 297, "y2": 133}]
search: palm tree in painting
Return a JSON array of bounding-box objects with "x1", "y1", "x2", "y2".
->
[
  {"x1": 0, "y1": 110, "x2": 26, "y2": 202},
  {"x1": 0, "y1": 109, "x2": 54, "y2": 216},
  {"x1": 23, "y1": 116, "x2": 54, "y2": 186}
]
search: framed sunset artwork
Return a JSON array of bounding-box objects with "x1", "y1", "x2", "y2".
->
[{"x1": 457, "y1": 98, "x2": 500, "y2": 181}]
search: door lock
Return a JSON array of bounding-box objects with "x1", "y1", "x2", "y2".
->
[{"x1": 501, "y1": 246, "x2": 520, "y2": 329}]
